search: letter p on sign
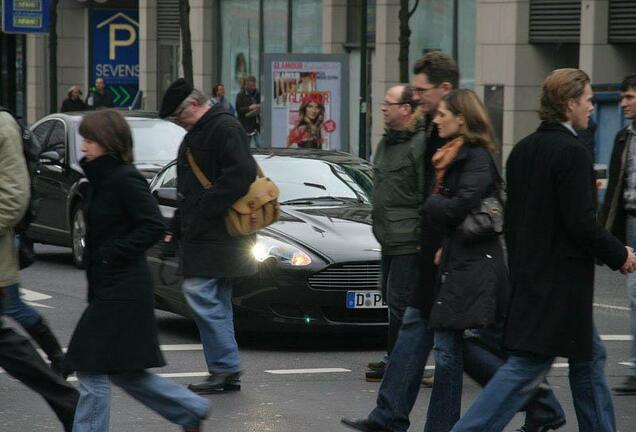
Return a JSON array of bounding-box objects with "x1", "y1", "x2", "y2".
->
[{"x1": 109, "y1": 23, "x2": 136, "y2": 60}]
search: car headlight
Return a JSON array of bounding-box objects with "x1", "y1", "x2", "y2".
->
[{"x1": 252, "y1": 235, "x2": 312, "y2": 266}]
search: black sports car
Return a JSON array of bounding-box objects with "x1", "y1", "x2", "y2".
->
[
  {"x1": 26, "y1": 111, "x2": 185, "y2": 267},
  {"x1": 147, "y1": 149, "x2": 388, "y2": 333}
]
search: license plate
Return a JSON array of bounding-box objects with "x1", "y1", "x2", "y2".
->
[{"x1": 346, "y1": 290, "x2": 387, "y2": 309}]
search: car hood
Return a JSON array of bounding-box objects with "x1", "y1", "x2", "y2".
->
[
  {"x1": 267, "y1": 205, "x2": 381, "y2": 263},
  {"x1": 134, "y1": 162, "x2": 167, "y2": 180}
]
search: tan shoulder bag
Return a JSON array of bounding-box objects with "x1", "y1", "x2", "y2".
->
[{"x1": 186, "y1": 148, "x2": 280, "y2": 236}]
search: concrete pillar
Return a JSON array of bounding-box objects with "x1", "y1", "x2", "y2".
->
[
  {"x1": 579, "y1": 0, "x2": 636, "y2": 85},
  {"x1": 26, "y1": 35, "x2": 47, "y2": 123},
  {"x1": 371, "y1": 0, "x2": 400, "y2": 151},
  {"x1": 322, "y1": 0, "x2": 347, "y2": 54},
  {"x1": 139, "y1": 0, "x2": 158, "y2": 111},
  {"x1": 476, "y1": 0, "x2": 578, "y2": 164},
  {"x1": 190, "y1": 0, "x2": 216, "y2": 94}
]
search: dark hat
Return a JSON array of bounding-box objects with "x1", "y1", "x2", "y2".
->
[{"x1": 159, "y1": 78, "x2": 193, "y2": 118}]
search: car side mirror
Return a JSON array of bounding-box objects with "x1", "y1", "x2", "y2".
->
[
  {"x1": 39, "y1": 150, "x2": 62, "y2": 164},
  {"x1": 155, "y1": 187, "x2": 178, "y2": 205}
]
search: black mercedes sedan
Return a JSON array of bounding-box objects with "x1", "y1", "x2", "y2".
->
[
  {"x1": 26, "y1": 111, "x2": 185, "y2": 267},
  {"x1": 147, "y1": 149, "x2": 388, "y2": 333}
]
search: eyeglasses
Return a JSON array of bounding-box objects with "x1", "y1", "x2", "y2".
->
[
  {"x1": 413, "y1": 85, "x2": 438, "y2": 94},
  {"x1": 381, "y1": 101, "x2": 409, "y2": 107}
]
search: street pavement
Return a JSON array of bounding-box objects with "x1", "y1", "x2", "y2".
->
[{"x1": 1, "y1": 244, "x2": 635, "y2": 431}]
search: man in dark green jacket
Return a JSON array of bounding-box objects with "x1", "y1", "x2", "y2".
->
[{"x1": 366, "y1": 84, "x2": 426, "y2": 380}]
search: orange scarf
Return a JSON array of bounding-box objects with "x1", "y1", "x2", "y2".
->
[{"x1": 432, "y1": 137, "x2": 464, "y2": 194}]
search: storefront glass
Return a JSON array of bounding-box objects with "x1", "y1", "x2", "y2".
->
[
  {"x1": 292, "y1": 0, "x2": 322, "y2": 53},
  {"x1": 409, "y1": 0, "x2": 476, "y2": 88},
  {"x1": 220, "y1": 0, "x2": 260, "y2": 103},
  {"x1": 220, "y1": 0, "x2": 322, "y2": 104}
]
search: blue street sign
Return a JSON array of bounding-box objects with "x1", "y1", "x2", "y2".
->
[
  {"x1": 2, "y1": 0, "x2": 51, "y2": 34},
  {"x1": 91, "y1": 9, "x2": 139, "y2": 107}
]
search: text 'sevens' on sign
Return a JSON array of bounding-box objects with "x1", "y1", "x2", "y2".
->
[
  {"x1": 91, "y1": 9, "x2": 139, "y2": 107},
  {"x1": 2, "y1": 0, "x2": 51, "y2": 34}
]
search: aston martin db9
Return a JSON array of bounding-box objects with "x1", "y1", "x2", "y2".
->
[{"x1": 147, "y1": 148, "x2": 388, "y2": 333}]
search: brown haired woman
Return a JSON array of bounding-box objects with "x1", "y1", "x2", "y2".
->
[
  {"x1": 420, "y1": 89, "x2": 509, "y2": 432},
  {"x1": 64, "y1": 110, "x2": 209, "y2": 432}
]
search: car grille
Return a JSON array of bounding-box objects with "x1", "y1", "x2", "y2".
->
[{"x1": 307, "y1": 262, "x2": 381, "y2": 291}]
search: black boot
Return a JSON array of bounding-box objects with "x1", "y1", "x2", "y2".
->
[{"x1": 25, "y1": 318, "x2": 67, "y2": 379}]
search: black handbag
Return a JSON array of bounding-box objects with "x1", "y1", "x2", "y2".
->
[{"x1": 458, "y1": 155, "x2": 505, "y2": 242}]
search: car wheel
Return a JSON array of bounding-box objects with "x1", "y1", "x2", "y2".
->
[{"x1": 71, "y1": 204, "x2": 87, "y2": 269}]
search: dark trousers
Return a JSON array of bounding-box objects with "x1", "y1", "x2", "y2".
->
[
  {"x1": 0, "y1": 301, "x2": 78, "y2": 431},
  {"x1": 381, "y1": 254, "x2": 421, "y2": 355}
]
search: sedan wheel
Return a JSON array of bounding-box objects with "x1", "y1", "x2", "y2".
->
[{"x1": 71, "y1": 205, "x2": 87, "y2": 269}]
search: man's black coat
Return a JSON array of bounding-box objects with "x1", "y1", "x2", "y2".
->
[
  {"x1": 504, "y1": 122, "x2": 626, "y2": 360},
  {"x1": 173, "y1": 105, "x2": 257, "y2": 278}
]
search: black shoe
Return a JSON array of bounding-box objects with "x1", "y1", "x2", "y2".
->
[
  {"x1": 367, "y1": 360, "x2": 386, "y2": 371},
  {"x1": 187, "y1": 371, "x2": 241, "y2": 394},
  {"x1": 341, "y1": 417, "x2": 391, "y2": 432},
  {"x1": 421, "y1": 370, "x2": 434, "y2": 387},
  {"x1": 516, "y1": 415, "x2": 566, "y2": 432},
  {"x1": 365, "y1": 367, "x2": 384, "y2": 382},
  {"x1": 25, "y1": 318, "x2": 68, "y2": 379},
  {"x1": 613, "y1": 376, "x2": 636, "y2": 395}
]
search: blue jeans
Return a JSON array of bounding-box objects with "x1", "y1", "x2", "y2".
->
[
  {"x1": 73, "y1": 371, "x2": 209, "y2": 431},
  {"x1": 425, "y1": 330, "x2": 464, "y2": 432},
  {"x1": 451, "y1": 325, "x2": 615, "y2": 432},
  {"x1": 182, "y1": 277, "x2": 240, "y2": 373},
  {"x1": 249, "y1": 131, "x2": 262, "y2": 148},
  {"x1": 2, "y1": 283, "x2": 41, "y2": 328},
  {"x1": 626, "y1": 215, "x2": 636, "y2": 376},
  {"x1": 369, "y1": 307, "x2": 435, "y2": 432}
]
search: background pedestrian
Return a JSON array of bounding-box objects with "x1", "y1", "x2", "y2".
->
[
  {"x1": 60, "y1": 85, "x2": 87, "y2": 112},
  {"x1": 600, "y1": 72, "x2": 636, "y2": 395},
  {"x1": 211, "y1": 83, "x2": 236, "y2": 115}
]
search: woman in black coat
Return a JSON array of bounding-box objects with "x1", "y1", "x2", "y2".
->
[
  {"x1": 420, "y1": 89, "x2": 508, "y2": 432},
  {"x1": 64, "y1": 110, "x2": 209, "y2": 432},
  {"x1": 60, "y1": 85, "x2": 87, "y2": 112}
]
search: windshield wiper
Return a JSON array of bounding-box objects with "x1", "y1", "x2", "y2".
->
[{"x1": 280, "y1": 196, "x2": 363, "y2": 205}]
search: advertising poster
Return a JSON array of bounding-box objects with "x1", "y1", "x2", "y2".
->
[{"x1": 263, "y1": 54, "x2": 348, "y2": 151}]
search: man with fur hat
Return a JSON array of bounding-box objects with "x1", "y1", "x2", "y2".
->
[{"x1": 160, "y1": 78, "x2": 257, "y2": 394}]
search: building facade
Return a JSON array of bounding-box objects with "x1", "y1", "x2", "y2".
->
[{"x1": 8, "y1": 0, "x2": 636, "y2": 165}]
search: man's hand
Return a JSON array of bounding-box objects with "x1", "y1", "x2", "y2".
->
[
  {"x1": 159, "y1": 233, "x2": 177, "y2": 259},
  {"x1": 248, "y1": 104, "x2": 261, "y2": 113},
  {"x1": 621, "y1": 246, "x2": 636, "y2": 274},
  {"x1": 434, "y1": 248, "x2": 443, "y2": 266}
]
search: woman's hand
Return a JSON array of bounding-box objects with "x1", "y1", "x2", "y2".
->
[{"x1": 434, "y1": 248, "x2": 443, "y2": 266}]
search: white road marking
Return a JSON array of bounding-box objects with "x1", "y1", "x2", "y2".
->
[
  {"x1": 65, "y1": 372, "x2": 210, "y2": 382},
  {"x1": 602, "y1": 335, "x2": 633, "y2": 341},
  {"x1": 594, "y1": 303, "x2": 630, "y2": 312},
  {"x1": 160, "y1": 344, "x2": 203, "y2": 351},
  {"x1": 265, "y1": 368, "x2": 351, "y2": 374},
  {"x1": 619, "y1": 362, "x2": 634, "y2": 367},
  {"x1": 21, "y1": 288, "x2": 54, "y2": 309}
]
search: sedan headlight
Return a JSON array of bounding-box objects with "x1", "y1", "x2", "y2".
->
[{"x1": 252, "y1": 235, "x2": 312, "y2": 266}]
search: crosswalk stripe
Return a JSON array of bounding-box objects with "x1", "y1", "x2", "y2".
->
[
  {"x1": 594, "y1": 303, "x2": 630, "y2": 312},
  {"x1": 265, "y1": 368, "x2": 351, "y2": 374}
]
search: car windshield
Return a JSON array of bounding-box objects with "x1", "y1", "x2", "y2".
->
[
  {"x1": 256, "y1": 155, "x2": 373, "y2": 205},
  {"x1": 75, "y1": 118, "x2": 185, "y2": 164}
]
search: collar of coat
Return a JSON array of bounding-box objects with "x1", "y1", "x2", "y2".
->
[
  {"x1": 383, "y1": 127, "x2": 418, "y2": 144},
  {"x1": 189, "y1": 104, "x2": 234, "y2": 133},
  {"x1": 537, "y1": 121, "x2": 578, "y2": 137},
  {"x1": 81, "y1": 154, "x2": 125, "y2": 185}
]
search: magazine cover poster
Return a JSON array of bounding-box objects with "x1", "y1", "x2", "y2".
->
[{"x1": 268, "y1": 58, "x2": 344, "y2": 150}]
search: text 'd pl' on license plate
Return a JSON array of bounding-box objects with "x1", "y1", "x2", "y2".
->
[{"x1": 346, "y1": 290, "x2": 387, "y2": 309}]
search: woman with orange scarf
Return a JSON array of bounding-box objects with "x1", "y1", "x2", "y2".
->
[{"x1": 420, "y1": 89, "x2": 509, "y2": 432}]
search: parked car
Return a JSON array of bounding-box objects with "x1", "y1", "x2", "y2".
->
[
  {"x1": 148, "y1": 148, "x2": 388, "y2": 333},
  {"x1": 26, "y1": 111, "x2": 185, "y2": 268}
]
